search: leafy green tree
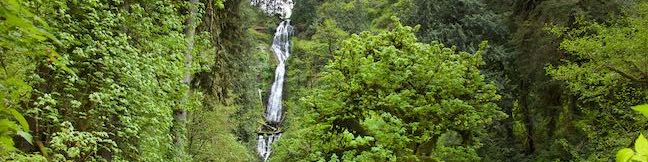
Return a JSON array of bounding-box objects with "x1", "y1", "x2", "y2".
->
[
  {"x1": 14, "y1": 0, "x2": 214, "y2": 160},
  {"x1": 272, "y1": 20, "x2": 506, "y2": 161},
  {"x1": 312, "y1": 19, "x2": 349, "y2": 56},
  {"x1": 548, "y1": 3, "x2": 648, "y2": 109},
  {"x1": 475, "y1": 1, "x2": 636, "y2": 161},
  {"x1": 617, "y1": 104, "x2": 648, "y2": 162},
  {"x1": 544, "y1": 2, "x2": 648, "y2": 160},
  {"x1": 291, "y1": 0, "x2": 324, "y2": 36},
  {"x1": 187, "y1": 104, "x2": 256, "y2": 161},
  {"x1": 396, "y1": 3, "x2": 516, "y2": 160},
  {"x1": 315, "y1": 0, "x2": 378, "y2": 34},
  {"x1": 0, "y1": 0, "x2": 63, "y2": 160}
]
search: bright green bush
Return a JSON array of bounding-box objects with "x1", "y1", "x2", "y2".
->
[
  {"x1": 272, "y1": 20, "x2": 506, "y2": 161},
  {"x1": 617, "y1": 104, "x2": 648, "y2": 162}
]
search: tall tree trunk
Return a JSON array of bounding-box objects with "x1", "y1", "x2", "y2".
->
[
  {"x1": 173, "y1": 0, "x2": 198, "y2": 158},
  {"x1": 520, "y1": 80, "x2": 535, "y2": 154}
]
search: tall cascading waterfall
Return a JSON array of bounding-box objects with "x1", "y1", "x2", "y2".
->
[{"x1": 251, "y1": 0, "x2": 294, "y2": 161}]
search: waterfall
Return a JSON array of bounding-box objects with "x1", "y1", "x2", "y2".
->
[
  {"x1": 251, "y1": 0, "x2": 294, "y2": 161},
  {"x1": 265, "y1": 20, "x2": 293, "y2": 123},
  {"x1": 256, "y1": 134, "x2": 282, "y2": 162},
  {"x1": 251, "y1": 0, "x2": 294, "y2": 19}
]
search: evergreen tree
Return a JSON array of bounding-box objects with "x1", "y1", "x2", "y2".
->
[{"x1": 401, "y1": 0, "x2": 509, "y2": 51}]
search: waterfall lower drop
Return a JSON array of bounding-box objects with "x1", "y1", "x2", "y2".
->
[{"x1": 251, "y1": 0, "x2": 294, "y2": 161}]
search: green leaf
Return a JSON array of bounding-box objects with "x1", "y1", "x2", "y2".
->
[
  {"x1": 2, "y1": 0, "x2": 61, "y2": 44},
  {"x1": 637, "y1": 133, "x2": 648, "y2": 155},
  {"x1": 17, "y1": 131, "x2": 33, "y2": 144},
  {"x1": 617, "y1": 148, "x2": 634, "y2": 162},
  {"x1": 0, "y1": 136, "x2": 16, "y2": 152},
  {"x1": 630, "y1": 155, "x2": 648, "y2": 162},
  {"x1": 7, "y1": 108, "x2": 29, "y2": 131},
  {"x1": 633, "y1": 104, "x2": 648, "y2": 118}
]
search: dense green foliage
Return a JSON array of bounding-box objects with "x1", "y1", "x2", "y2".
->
[
  {"x1": 281, "y1": 0, "x2": 648, "y2": 161},
  {"x1": 24, "y1": 1, "x2": 207, "y2": 161},
  {"x1": 273, "y1": 20, "x2": 506, "y2": 161},
  {"x1": 401, "y1": 0, "x2": 509, "y2": 51},
  {"x1": 1, "y1": 0, "x2": 59, "y2": 160},
  {"x1": 617, "y1": 104, "x2": 648, "y2": 162},
  {"x1": 543, "y1": 3, "x2": 648, "y2": 160},
  {"x1": 1, "y1": 0, "x2": 647, "y2": 161},
  {"x1": 1, "y1": 0, "x2": 258, "y2": 161}
]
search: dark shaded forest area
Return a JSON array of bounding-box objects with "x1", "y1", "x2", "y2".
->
[{"x1": 1, "y1": 0, "x2": 647, "y2": 161}]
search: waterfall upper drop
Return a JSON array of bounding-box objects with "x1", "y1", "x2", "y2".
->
[
  {"x1": 251, "y1": 0, "x2": 294, "y2": 161},
  {"x1": 251, "y1": 0, "x2": 294, "y2": 19},
  {"x1": 265, "y1": 20, "x2": 293, "y2": 124}
]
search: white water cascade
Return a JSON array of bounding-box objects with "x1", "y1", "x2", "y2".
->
[
  {"x1": 251, "y1": 0, "x2": 294, "y2": 19},
  {"x1": 251, "y1": 0, "x2": 294, "y2": 161}
]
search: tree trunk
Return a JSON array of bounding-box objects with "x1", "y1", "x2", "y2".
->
[
  {"x1": 173, "y1": 0, "x2": 198, "y2": 158},
  {"x1": 520, "y1": 80, "x2": 535, "y2": 154}
]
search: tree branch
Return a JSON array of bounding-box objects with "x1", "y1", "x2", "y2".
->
[
  {"x1": 630, "y1": 61, "x2": 648, "y2": 79},
  {"x1": 0, "y1": 51, "x2": 8, "y2": 76},
  {"x1": 604, "y1": 64, "x2": 645, "y2": 83},
  {"x1": 257, "y1": 120, "x2": 279, "y2": 132}
]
